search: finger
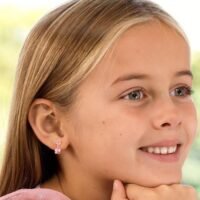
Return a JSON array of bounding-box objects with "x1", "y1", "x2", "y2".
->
[
  {"x1": 111, "y1": 180, "x2": 128, "y2": 200},
  {"x1": 170, "y1": 184, "x2": 198, "y2": 199},
  {"x1": 126, "y1": 184, "x2": 156, "y2": 199}
]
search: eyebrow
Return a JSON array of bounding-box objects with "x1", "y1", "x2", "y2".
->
[{"x1": 112, "y1": 70, "x2": 193, "y2": 85}]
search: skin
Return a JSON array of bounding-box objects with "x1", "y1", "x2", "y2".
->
[
  {"x1": 111, "y1": 180, "x2": 198, "y2": 200},
  {"x1": 28, "y1": 20, "x2": 198, "y2": 200}
]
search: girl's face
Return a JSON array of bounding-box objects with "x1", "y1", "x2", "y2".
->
[{"x1": 61, "y1": 21, "x2": 197, "y2": 187}]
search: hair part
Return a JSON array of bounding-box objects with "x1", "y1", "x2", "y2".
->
[{"x1": 0, "y1": 0, "x2": 187, "y2": 196}]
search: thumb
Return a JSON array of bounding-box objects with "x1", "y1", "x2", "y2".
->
[{"x1": 111, "y1": 180, "x2": 128, "y2": 200}]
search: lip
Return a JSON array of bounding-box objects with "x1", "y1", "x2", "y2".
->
[
  {"x1": 139, "y1": 145, "x2": 182, "y2": 162},
  {"x1": 139, "y1": 139, "x2": 182, "y2": 148},
  {"x1": 138, "y1": 139, "x2": 183, "y2": 163}
]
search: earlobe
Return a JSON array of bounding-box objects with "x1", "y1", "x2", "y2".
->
[{"x1": 28, "y1": 98, "x2": 69, "y2": 152}]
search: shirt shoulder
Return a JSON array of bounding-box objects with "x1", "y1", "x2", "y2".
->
[{"x1": 0, "y1": 188, "x2": 71, "y2": 200}]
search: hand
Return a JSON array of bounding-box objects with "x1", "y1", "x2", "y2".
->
[
  {"x1": 126, "y1": 183, "x2": 198, "y2": 200},
  {"x1": 111, "y1": 180, "x2": 198, "y2": 200},
  {"x1": 111, "y1": 180, "x2": 128, "y2": 200}
]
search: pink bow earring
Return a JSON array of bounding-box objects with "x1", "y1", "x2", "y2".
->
[{"x1": 55, "y1": 140, "x2": 62, "y2": 154}]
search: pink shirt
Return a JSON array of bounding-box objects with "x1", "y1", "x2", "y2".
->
[{"x1": 0, "y1": 188, "x2": 71, "y2": 200}]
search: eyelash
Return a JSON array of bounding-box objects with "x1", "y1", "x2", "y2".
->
[{"x1": 122, "y1": 86, "x2": 194, "y2": 101}]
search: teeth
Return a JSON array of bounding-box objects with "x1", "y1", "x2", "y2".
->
[
  {"x1": 160, "y1": 147, "x2": 168, "y2": 154},
  {"x1": 168, "y1": 146, "x2": 177, "y2": 154},
  {"x1": 154, "y1": 147, "x2": 160, "y2": 154},
  {"x1": 144, "y1": 145, "x2": 177, "y2": 154},
  {"x1": 147, "y1": 147, "x2": 154, "y2": 153}
]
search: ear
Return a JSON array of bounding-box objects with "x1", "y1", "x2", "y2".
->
[{"x1": 28, "y1": 98, "x2": 69, "y2": 153}]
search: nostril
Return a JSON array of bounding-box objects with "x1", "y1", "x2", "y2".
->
[
  {"x1": 161, "y1": 122, "x2": 171, "y2": 127},
  {"x1": 161, "y1": 121, "x2": 181, "y2": 128}
]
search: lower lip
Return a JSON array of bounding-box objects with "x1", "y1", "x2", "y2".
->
[{"x1": 139, "y1": 145, "x2": 182, "y2": 163}]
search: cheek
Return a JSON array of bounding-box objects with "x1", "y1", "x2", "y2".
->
[
  {"x1": 69, "y1": 105, "x2": 147, "y2": 164},
  {"x1": 101, "y1": 105, "x2": 148, "y2": 140},
  {"x1": 182, "y1": 103, "x2": 198, "y2": 143}
]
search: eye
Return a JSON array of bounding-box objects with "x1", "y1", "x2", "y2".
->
[
  {"x1": 171, "y1": 86, "x2": 194, "y2": 97},
  {"x1": 123, "y1": 89, "x2": 146, "y2": 101}
]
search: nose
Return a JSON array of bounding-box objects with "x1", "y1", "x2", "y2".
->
[{"x1": 151, "y1": 98, "x2": 182, "y2": 130}]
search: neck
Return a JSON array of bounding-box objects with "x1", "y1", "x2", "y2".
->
[{"x1": 57, "y1": 170, "x2": 113, "y2": 200}]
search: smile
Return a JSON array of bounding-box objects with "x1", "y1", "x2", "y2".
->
[
  {"x1": 140, "y1": 145, "x2": 180, "y2": 155},
  {"x1": 138, "y1": 140, "x2": 183, "y2": 162}
]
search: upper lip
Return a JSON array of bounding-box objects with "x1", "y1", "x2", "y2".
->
[{"x1": 139, "y1": 139, "x2": 182, "y2": 148}]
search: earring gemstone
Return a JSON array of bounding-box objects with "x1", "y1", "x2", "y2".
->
[{"x1": 55, "y1": 140, "x2": 62, "y2": 154}]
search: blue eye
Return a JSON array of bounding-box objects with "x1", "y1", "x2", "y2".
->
[
  {"x1": 171, "y1": 86, "x2": 194, "y2": 97},
  {"x1": 123, "y1": 89, "x2": 145, "y2": 101},
  {"x1": 122, "y1": 86, "x2": 194, "y2": 101}
]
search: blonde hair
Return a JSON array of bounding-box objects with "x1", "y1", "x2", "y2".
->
[{"x1": 0, "y1": 0, "x2": 187, "y2": 196}]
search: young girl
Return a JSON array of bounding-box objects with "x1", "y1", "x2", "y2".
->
[{"x1": 0, "y1": 0, "x2": 198, "y2": 199}]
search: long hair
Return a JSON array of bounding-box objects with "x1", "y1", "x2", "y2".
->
[{"x1": 0, "y1": 0, "x2": 187, "y2": 196}]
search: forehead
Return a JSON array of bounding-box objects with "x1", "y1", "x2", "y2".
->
[
  {"x1": 85, "y1": 20, "x2": 190, "y2": 86},
  {"x1": 112, "y1": 21, "x2": 189, "y2": 66}
]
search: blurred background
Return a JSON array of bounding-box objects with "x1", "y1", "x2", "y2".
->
[{"x1": 0, "y1": 0, "x2": 200, "y2": 195}]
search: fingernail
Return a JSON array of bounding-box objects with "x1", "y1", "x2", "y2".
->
[{"x1": 113, "y1": 180, "x2": 119, "y2": 190}]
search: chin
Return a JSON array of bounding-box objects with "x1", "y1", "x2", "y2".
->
[
  {"x1": 125, "y1": 170, "x2": 182, "y2": 188},
  {"x1": 143, "y1": 178, "x2": 181, "y2": 188}
]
